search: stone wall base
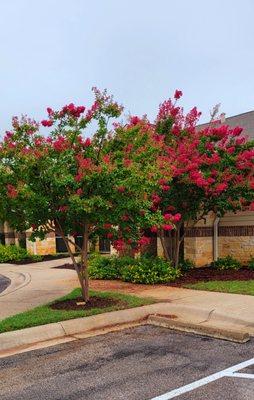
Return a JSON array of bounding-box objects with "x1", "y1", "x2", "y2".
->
[{"x1": 219, "y1": 236, "x2": 254, "y2": 264}]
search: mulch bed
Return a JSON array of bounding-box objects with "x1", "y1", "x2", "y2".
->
[
  {"x1": 169, "y1": 267, "x2": 254, "y2": 286},
  {"x1": 54, "y1": 263, "x2": 75, "y2": 270},
  {"x1": 50, "y1": 296, "x2": 126, "y2": 311}
]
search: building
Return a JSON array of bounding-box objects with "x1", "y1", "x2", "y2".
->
[{"x1": 184, "y1": 110, "x2": 254, "y2": 266}]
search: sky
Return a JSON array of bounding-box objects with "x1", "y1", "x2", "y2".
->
[{"x1": 1, "y1": 0, "x2": 254, "y2": 133}]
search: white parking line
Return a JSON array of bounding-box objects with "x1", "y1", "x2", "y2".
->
[
  {"x1": 150, "y1": 357, "x2": 254, "y2": 400},
  {"x1": 226, "y1": 372, "x2": 254, "y2": 380}
]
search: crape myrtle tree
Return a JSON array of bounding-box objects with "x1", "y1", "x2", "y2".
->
[
  {"x1": 147, "y1": 90, "x2": 254, "y2": 267},
  {"x1": 0, "y1": 88, "x2": 165, "y2": 302}
]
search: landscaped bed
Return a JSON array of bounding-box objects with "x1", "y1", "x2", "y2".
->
[
  {"x1": 169, "y1": 267, "x2": 254, "y2": 286},
  {"x1": 0, "y1": 289, "x2": 155, "y2": 334}
]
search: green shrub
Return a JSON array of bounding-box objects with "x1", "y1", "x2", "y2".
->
[
  {"x1": 121, "y1": 256, "x2": 181, "y2": 284},
  {"x1": 248, "y1": 257, "x2": 254, "y2": 270},
  {"x1": 212, "y1": 256, "x2": 241, "y2": 271},
  {"x1": 178, "y1": 258, "x2": 195, "y2": 272},
  {"x1": 0, "y1": 244, "x2": 35, "y2": 263},
  {"x1": 88, "y1": 254, "x2": 136, "y2": 280}
]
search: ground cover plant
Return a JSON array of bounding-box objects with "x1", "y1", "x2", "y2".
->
[{"x1": 0, "y1": 289, "x2": 155, "y2": 333}]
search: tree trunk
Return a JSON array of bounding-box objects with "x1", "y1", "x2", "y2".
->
[
  {"x1": 55, "y1": 220, "x2": 89, "y2": 302},
  {"x1": 80, "y1": 224, "x2": 89, "y2": 302},
  {"x1": 158, "y1": 230, "x2": 171, "y2": 262},
  {"x1": 158, "y1": 224, "x2": 183, "y2": 269}
]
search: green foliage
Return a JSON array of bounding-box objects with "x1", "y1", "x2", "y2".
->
[
  {"x1": 185, "y1": 280, "x2": 254, "y2": 296},
  {"x1": 89, "y1": 254, "x2": 180, "y2": 284},
  {"x1": 248, "y1": 257, "x2": 254, "y2": 270},
  {"x1": 178, "y1": 258, "x2": 195, "y2": 272},
  {"x1": 0, "y1": 244, "x2": 42, "y2": 263},
  {"x1": 88, "y1": 253, "x2": 135, "y2": 279},
  {"x1": 211, "y1": 255, "x2": 241, "y2": 271},
  {"x1": 121, "y1": 256, "x2": 181, "y2": 284}
]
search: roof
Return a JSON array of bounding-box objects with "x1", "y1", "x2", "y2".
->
[{"x1": 197, "y1": 110, "x2": 254, "y2": 140}]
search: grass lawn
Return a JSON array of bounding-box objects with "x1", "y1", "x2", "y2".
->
[
  {"x1": 185, "y1": 280, "x2": 254, "y2": 296},
  {"x1": 0, "y1": 289, "x2": 155, "y2": 334}
]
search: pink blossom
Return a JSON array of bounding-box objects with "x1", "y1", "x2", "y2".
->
[
  {"x1": 138, "y1": 236, "x2": 151, "y2": 246},
  {"x1": 174, "y1": 90, "x2": 183, "y2": 100},
  {"x1": 163, "y1": 224, "x2": 173, "y2": 231},
  {"x1": 76, "y1": 188, "x2": 83, "y2": 196},
  {"x1": 84, "y1": 138, "x2": 91, "y2": 147},
  {"x1": 117, "y1": 186, "x2": 126, "y2": 193},
  {"x1": 41, "y1": 120, "x2": 53, "y2": 127},
  {"x1": 7, "y1": 184, "x2": 18, "y2": 199}
]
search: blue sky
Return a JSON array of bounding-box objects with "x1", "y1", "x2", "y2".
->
[{"x1": 1, "y1": 0, "x2": 254, "y2": 132}]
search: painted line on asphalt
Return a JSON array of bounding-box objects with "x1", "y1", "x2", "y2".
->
[
  {"x1": 226, "y1": 372, "x2": 254, "y2": 380},
  {"x1": 150, "y1": 357, "x2": 254, "y2": 399}
]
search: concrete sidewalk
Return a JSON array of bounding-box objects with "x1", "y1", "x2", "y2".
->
[
  {"x1": 90, "y1": 279, "x2": 254, "y2": 333},
  {"x1": 0, "y1": 258, "x2": 78, "y2": 320}
]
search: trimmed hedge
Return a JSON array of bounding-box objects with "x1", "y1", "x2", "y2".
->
[{"x1": 89, "y1": 253, "x2": 180, "y2": 284}]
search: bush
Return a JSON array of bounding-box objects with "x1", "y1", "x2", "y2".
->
[
  {"x1": 88, "y1": 254, "x2": 136, "y2": 280},
  {"x1": 248, "y1": 257, "x2": 254, "y2": 270},
  {"x1": 121, "y1": 256, "x2": 181, "y2": 284},
  {"x1": 0, "y1": 244, "x2": 40, "y2": 263},
  {"x1": 178, "y1": 258, "x2": 195, "y2": 272},
  {"x1": 212, "y1": 256, "x2": 241, "y2": 271},
  {"x1": 88, "y1": 253, "x2": 181, "y2": 284}
]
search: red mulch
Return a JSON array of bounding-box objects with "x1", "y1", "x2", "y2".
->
[
  {"x1": 50, "y1": 296, "x2": 126, "y2": 311},
  {"x1": 169, "y1": 267, "x2": 254, "y2": 286}
]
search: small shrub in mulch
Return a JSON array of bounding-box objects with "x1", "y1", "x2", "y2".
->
[
  {"x1": 50, "y1": 296, "x2": 127, "y2": 311},
  {"x1": 169, "y1": 267, "x2": 254, "y2": 287}
]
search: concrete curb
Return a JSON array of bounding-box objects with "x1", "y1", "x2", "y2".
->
[
  {"x1": 0, "y1": 301, "x2": 252, "y2": 358},
  {"x1": 0, "y1": 271, "x2": 31, "y2": 297},
  {"x1": 0, "y1": 303, "x2": 171, "y2": 356},
  {"x1": 147, "y1": 315, "x2": 250, "y2": 343}
]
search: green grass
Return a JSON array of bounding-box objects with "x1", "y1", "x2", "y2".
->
[
  {"x1": 185, "y1": 280, "x2": 254, "y2": 296},
  {"x1": 0, "y1": 289, "x2": 155, "y2": 334}
]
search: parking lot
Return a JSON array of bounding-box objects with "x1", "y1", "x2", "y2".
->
[{"x1": 0, "y1": 325, "x2": 254, "y2": 400}]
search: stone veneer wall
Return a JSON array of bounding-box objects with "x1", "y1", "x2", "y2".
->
[
  {"x1": 218, "y1": 236, "x2": 254, "y2": 264},
  {"x1": 184, "y1": 220, "x2": 254, "y2": 267},
  {"x1": 26, "y1": 232, "x2": 56, "y2": 255},
  {"x1": 184, "y1": 236, "x2": 214, "y2": 267}
]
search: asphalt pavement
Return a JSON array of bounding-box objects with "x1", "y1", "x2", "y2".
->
[
  {"x1": 0, "y1": 274, "x2": 10, "y2": 294},
  {"x1": 0, "y1": 325, "x2": 254, "y2": 399}
]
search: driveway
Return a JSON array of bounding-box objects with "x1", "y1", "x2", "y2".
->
[
  {"x1": 0, "y1": 258, "x2": 78, "y2": 320},
  {"x1": 0, "y1": 325, "x2": 254, "y2": 399}
]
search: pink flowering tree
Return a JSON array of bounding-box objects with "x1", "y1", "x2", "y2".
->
[
  {"x1": 0, "y1": 89, "x2": 163, "y2": 301},
  {"x1": 147, "y1": 90, "x2": 254, "y2": 267}
]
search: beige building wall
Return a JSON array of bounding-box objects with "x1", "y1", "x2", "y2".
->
[
  {"x1": 26, "y1": 232, "x2": 56, "y2": 255},
  {"x1": 184, "y1": 210, "x2": 254, "y2": 267}
]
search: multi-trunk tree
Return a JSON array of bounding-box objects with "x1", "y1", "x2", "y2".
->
[
  {"x1": 0, "y1": 89, "x2": 163, "y2": 301},
  {"x1": 145, "y1": 90, "x2": 254, "y2": 267}
]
